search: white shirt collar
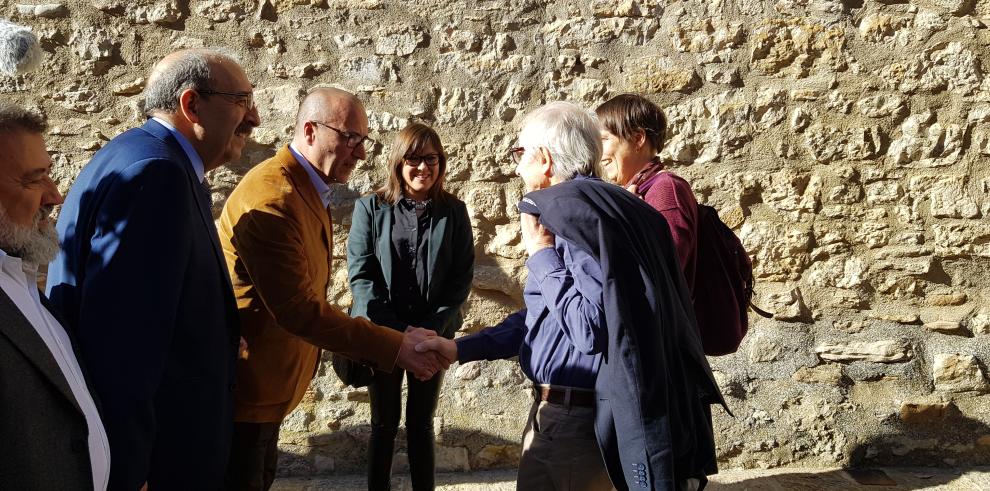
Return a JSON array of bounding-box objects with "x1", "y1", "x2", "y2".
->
[
  {"x1": 150, "y1": 117, "x2": 206, "y2": 183},
  {"x1": 0, "y1": 247, "x2": 36, "y2": 278},
  {"x1": 288, "y1": 143, "x2": 333, "y2": 209}
]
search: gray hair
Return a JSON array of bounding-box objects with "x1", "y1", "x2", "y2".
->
[
  {"x1": 0, "y1": 102, "x2": 46, "y2": 135},
  {"x1": 142, "y1": 48, "x2": 240, "y2": 116},
  {"x1": 519, "y1": 101, "x2": 602, "y2": 181}
]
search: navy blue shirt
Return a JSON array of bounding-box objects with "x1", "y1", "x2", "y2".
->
[{"x1": 456, "y1": 237, "x2": 605, "y2": 389}]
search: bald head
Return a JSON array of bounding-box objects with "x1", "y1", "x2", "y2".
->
[
  {"x1": 293, "y1": 87, "x2": 363, "y2": 138},
  {"x1": 292, "y1": 87, "x2": 370, "y2": 185},
  {"x1": 143, "y1": 48, "x2": 243, "y2": 117}
]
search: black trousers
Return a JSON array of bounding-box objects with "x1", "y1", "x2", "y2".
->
[
  {"x1": 367, "y1": 367, "x2": 445, "y2": 491},
  {"x1": 225, "y1": 421, "x2": 281, "y2": 491}
]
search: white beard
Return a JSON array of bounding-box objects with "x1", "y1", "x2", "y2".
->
[{"x1": 0, "y1": 203, "x2": 59, "y2": 266}]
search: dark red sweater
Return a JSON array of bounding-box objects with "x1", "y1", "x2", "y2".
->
[{"x1": 632, "y1": 168, "x2": 699, "y2": 294}]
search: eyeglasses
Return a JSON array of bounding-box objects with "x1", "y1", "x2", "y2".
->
[
  {"x1": 403, "y1": 154, "x2": 441, "y2": 167},
  {"x1": 310, "y1": 121, "x2": 377, "y2": 150},
  {"x1": 508, "y1": 146, "x2": 526, "y2": 164},
  {"x1": 198, "y1": 89, "x2": 256, "y2": 112}
]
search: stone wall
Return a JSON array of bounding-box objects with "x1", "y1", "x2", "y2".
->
[{"x1": 5, "y1": 0, "x2": 990, "y2": 477}]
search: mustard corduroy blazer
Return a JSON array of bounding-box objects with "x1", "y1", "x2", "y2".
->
[{"x1": 218, "y1": 145, "x2": 403, "y2": 423}]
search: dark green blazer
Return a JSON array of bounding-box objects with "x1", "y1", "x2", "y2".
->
[{"x1": 347, "y1": 193, "x2": 475, "y2": 339}]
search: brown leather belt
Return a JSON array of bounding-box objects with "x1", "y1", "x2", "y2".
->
[{"x1": 535, "y1": 385, "x2": 596, "y2": 408}]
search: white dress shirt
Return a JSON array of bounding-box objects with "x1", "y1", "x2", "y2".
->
[
  {"x1": 289, "y1": 143, "x2": 333, "y2": 208},
  {"x1": 0, "y1": 249, "x2": 111, "y2": 491}
]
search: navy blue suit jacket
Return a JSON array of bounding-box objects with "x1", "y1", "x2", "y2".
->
[
  {"x1": 46, "y1": 120, "x2": 240, "y2": 490},
  {"x1": 520, "y1": 177, "x2": 727, "y2": 491}
]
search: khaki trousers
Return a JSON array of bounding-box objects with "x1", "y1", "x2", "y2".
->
[{"x1": 517, "y1": 398, "x2": 615, "y2": 491}]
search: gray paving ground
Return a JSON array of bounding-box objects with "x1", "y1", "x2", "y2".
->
[{"x1": 274, "y1": 467, "x2": 990, "y2": 490}]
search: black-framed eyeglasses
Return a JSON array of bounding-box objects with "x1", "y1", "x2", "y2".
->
[
  {"x1": 508, "y1": 146, "x2": 526, "y2": 165},
  {"x1": 310, "y1": 121, "x2": 376, "y2": 150},
  {"x1": 198, "y1": 89, "x2": 256, "y2": 112},
  {"x1": 403, "y1": 154, "x2": 440, "y2": 167}
]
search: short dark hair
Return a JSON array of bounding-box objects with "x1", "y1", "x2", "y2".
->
[
  {"x1": 595, "y1": 94, "x2": 666, "y2": 153},
  {"x1": 0, "y1": 103, "x2": 46, "y2": 135}
]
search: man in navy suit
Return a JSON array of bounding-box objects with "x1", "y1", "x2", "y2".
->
[{"x1": 47, "y1": 49, "x2": 260, "y2": 490}]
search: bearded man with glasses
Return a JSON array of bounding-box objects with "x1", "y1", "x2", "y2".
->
[{"x1": 217, "y1": 87, "x2": 447, "y2": 491}]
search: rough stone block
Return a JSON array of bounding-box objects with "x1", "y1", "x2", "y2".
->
[
  {"x1": 814, "y1": 339, "x2": 914, "y2": 363},
  {"x1": 899, "y1": 401, "x2": 953, "y2": 425},
  {"x1": 375, "y1": 25, "x2": 426, "y2": 56},
  {"x1": 933, "y1": 354, "x2": 989, "y2": 392},
  {"x1": 435, "y1": 446, "x2": 470, "y2": 472},
  {"x1": 627, "y1": 58, "x2": 702, "y2": 94},
  {"x1": 15, "y1": 3, "x2": 68, "y2": 18},
  {"x1": 792, "y1": 364, "x2": 846, "y2": 385}
]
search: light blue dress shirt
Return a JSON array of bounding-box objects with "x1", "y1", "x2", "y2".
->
[
  {"x1": 288, "y1": 143, "x2": 332, "y2": 208},
  {"x1": 150, "y1": 117, "x2": 205, "y2": 183}
]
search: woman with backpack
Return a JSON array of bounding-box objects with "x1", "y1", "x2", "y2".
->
[
  {"x1": 347, "y1": 122, "x2": 475, "y2": 490},
  {"x1": 596, "y1": 94, "x2": 701, "y2": 296},
  {"x1": 596, "y1": 94, "x2": 758, "y2": 356}
]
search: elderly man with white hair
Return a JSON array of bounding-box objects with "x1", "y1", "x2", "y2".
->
[{"x1": 417, "y1": 101, "x2": 725, "y2": 491}]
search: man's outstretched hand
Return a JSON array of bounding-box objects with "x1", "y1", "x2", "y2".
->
[
  {"x1": 396, "y1": 327, "x2": 448, "y2": 381},
  {"x1": 414, "y1": 336, "x2": 457, "y2": 367}
]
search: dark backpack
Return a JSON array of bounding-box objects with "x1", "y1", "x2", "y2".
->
[{"x1": 693, "y1": 204, "x2": 768, "y2": 355}]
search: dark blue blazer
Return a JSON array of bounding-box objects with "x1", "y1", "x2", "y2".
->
[
  {"x1": 46, "y1": 120, "x2": 240, "y2": 490},
  {"x1": 519, "y1": 177, "x2": 727, "y2": 491}
]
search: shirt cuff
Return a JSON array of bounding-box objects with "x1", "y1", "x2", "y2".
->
[{"x1": 526, "y1": 247, "x2": 565, "y2": 283}]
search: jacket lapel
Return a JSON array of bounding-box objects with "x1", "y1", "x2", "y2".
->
[
  {"x1": 375, "y1": 198, "x2": 394, "y2": 291},
  {"x1": 0, "y1": 288, "x2": 82, "y2": 414},
  {"x1": 142, "y1": 120, "x2": 238, "y2": 321},
  {"x1": 279, "y1": 146, "x2": 333, "y2": 254},
  {"x1": 426, "y1": 202, "x2": 448, "y2": 301}
]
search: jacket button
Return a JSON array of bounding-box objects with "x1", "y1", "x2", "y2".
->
[
  {"x1": 70, "y1": 438, "x2": 86, "y2": 453},
  {"x1": 229, "y1": 383, "x2": 237, "y2": 391}
]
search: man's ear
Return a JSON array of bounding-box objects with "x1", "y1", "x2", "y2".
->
[
  {"x1": 538, "y1": 147, "x2": 553, "y2": 178},
  {"x1": 178, "y1": 89, "x2": 202, "y2": 125},
  {"x1": 304, "y1": 121, "x2": 318, "y2": 145}
]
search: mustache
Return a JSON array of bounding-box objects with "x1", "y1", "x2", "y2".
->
[
  {"x1": 235, "y1": 124, "x2": 254, "y2": 136},
  {"x1": 36, "y1": 205, "x2": 54, "y2": 223}
]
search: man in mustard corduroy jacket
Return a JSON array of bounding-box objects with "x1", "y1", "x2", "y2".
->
[{"x1": 217, "y1": 87, "x2": 445, "y2": 490}]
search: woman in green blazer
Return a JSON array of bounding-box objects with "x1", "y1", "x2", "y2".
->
[{"x1": 347, "y1": 123, "x2": 475, "y2": 491}]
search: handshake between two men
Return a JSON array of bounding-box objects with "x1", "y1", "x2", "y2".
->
[{"x1": 396, "y1": 326, "x2": 459, "y2": 381}]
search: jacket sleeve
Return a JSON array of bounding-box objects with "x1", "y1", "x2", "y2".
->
[
  {"x1": 455, "y1": 309, "x2": 527, "y2": 363},
  {"x1": 419, "y1": 201, "x2": 475, "y2": 338},
  {"x1": 69, "y1": 159, "x2": 193, "y2": 490},
  {"x1": 346, "y1": 197, "x2": 406, "y2": 331},
  {"x1": 230, "y1": 197, "x2": 403, "y2": 371}
]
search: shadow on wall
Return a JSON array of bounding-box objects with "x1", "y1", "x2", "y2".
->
[
  {"x1": 712, "y1": 406, "x2": 990, "y2": 490},
  {"x1": 275, "y1": 426, "x2": 522, "y2": 479},
  {"x1": 848, "y1": 403, "x2": 990, "y2": 468}
]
